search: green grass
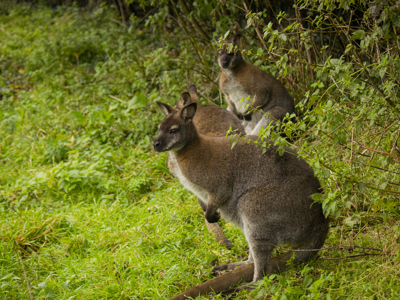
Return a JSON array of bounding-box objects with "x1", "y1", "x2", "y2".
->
[{"x1": 0, "y1": 3, "x2": 399, "y2": 300}]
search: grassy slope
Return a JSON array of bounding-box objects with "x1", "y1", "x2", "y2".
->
[{"x1": 0, "y1": 5, "x2": 399, "y2": 300}]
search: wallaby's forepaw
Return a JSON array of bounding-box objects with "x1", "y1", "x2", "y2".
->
[{"x1": 205, "y1": 211, "x2": 220, "y2": 223}]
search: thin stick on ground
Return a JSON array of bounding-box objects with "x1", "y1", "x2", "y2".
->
[{"x1": 18, "y1": 251, "x2": 33, "y2": 300}]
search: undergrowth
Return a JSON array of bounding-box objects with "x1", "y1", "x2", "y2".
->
[{"x1": 0, "y1": 1, "x2": 399, "y2": 299}]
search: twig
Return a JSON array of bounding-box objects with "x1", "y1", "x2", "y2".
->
[
  {"x1": 353, "y1": 140, "x2": 400, "y2": 160},
  {"x1": 358, "y1": 161, "x2": 400, "y2": 175},
  {"x1": 111, "y1": 18, "x2": 127, "y2": 28},
  {"x1": 169, "y1": 1, "x2": 208, "y2": 67},
  {"x1": 242, "y1": 1, "x2": 270, "y2": 56},
  {"x1": 274, "y1": 244, "x2": 383, "y2": 253},
  {"x1": 295, "y1": 4, "x2": 314, "y2": 80},
  {"x1": 138, "y1": 7, "x2": 158, "y2": 24},
  {"x1": 117, "y1": 0, "x2": 127, "y2": 27},
  {"x1": 108, "y1": 95, "x2": 127, "y2": 103},
  {"x1": 18, "y1": 252, "x2": 34, "y2": 300},
  {"x1": 320, "y1": 253, "x2": 381, "y2": 260},
  {"x1": 177, "y1": 0, "x2": 209, "y2": 42}
]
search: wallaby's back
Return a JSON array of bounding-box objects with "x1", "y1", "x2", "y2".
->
[{"x1": 175, "y1": 84, "x2": 245, "y2": 136}]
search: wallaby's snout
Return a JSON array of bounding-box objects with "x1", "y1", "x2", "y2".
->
[
  {"x1": 218, "y1": 51, "x2": 239, "y2": 69},
  {"x1": 152, "y1": 138, "x2": 163, "y2": 152},
  {"x1": 219, "y1": 54, "x2": 232, "y2": 69},
  {"x1": 217, "y1": 34, "x2": 243, "y2": 70}
]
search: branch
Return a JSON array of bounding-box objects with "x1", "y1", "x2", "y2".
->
[
  {"x1": 177, "y1": 0, "x2": 209, "y2": 42},
  {"x1": 19, "y1": 252, "x2": 33, "y2": 300},
  {"x1": 353, "y1": 140, "x2": 400, "y2": 161},
  {"x1": 320, "y1": 253, "x2": 381, "y2": 260}
]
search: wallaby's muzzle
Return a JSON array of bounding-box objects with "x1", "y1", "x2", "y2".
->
[
  {"x1": 152, "y1": 137, "x2": 164, "y2": 152},
  {"x1": 220, "y1": 59, "x2": 230, "y2": 69}
]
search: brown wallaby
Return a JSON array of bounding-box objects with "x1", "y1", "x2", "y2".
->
[
  {"x1": 169, "y1": 85, "x2": 245, "y2": 249},
  {"x1": 217, "y1": 34, "x2": 295, "y2": 135},
  {"x1": 153, "y1": 92, "x2": 329, "y2": 297}
]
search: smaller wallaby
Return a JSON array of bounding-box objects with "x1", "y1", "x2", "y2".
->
[
  {"x1": 153, "y1": 92, "x2": 329, "y2": 296},
  {"x1": 217, "y1": 34, "x2": 295, "y2": 135},
  {"x1": 168, "y1": 85, "x2": 245, "y2": 249}
]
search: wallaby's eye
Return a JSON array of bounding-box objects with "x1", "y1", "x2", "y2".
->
[{"x1": 170, "y1": 129, "x2": 178, "y2": 134}]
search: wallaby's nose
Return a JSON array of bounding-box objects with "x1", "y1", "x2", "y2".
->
[
  {"x1": 153, "y1": 140, "x2": 160, "y2": 148},
  {"x1": 221, "y1": 60, "x2": 230, "y2": 69},
  {"x1": 152, "y1": 140, "x2": 162, "y2": 152}
]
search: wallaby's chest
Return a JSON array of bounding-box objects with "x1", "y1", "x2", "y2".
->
[
  {"x1": 221, "y1": 73, "x2": 252, "y2": 114},
  {"x1": 169, "y1": 153, "x2": 208, "y2": 205}
]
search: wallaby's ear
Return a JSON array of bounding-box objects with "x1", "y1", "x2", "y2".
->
[
  {"x1": 187, "y1": 84, "x2": 197, "y2": 95},
  {"x1": 180, "y1": 101, "x2": 197, "y2": 122},
  {"x1": 233, "y1": 34, "x2": 241, "y2": 46},
  {"x1": 180, "y1": 92, "x2": 192, "y2": 106},
  {"x1": 156, "y1": 101, "x2": 174, "y2": 117}
]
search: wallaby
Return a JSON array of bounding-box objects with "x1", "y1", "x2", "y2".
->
[
  {"x1": 169, "y1": 85, "x2": 245, "y2": 249},
  {"x1": 153, "y1": 92, "x2": 329, "y2": 296},
  {"x1": 217, "y1": 34, "x2": 295, "y2": 135}
]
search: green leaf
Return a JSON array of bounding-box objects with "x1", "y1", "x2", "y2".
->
[
  {"x1": 70, "y1": 111, "x2": 87, "y2": 126},
  {"x1": 128, "y1": 93, "x2": 148, "y2": 109},
  {"x1": 352, "y1": 30, "x2": 365, "y2": 40},
  {"x1": 231, "y1": 139, "x2": 238, "y2": 149}
]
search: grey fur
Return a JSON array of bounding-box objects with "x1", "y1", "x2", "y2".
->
[
  {"x1": 166, "y1": 86, "x2": 245, "y2": 249},
  {"x1": 153, "y1": 95, "x2": 329, "y2": 282},
  {"x1": 218, "y1": 34, "x2": 295, "y2": 135}
]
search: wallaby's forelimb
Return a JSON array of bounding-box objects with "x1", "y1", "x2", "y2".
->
[
  {"x1": 205, "y1": 220, "x2": 232, "y2": 249},
  {"x1": 199, "y1": 199, "x2": 233, "y2": 249},
  {"x1": 169, "y1": 252, "x2": 295, "y2": 300}
]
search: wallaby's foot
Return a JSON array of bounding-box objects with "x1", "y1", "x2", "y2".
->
[
  {"x1": 212, "y1": 264, "x2": 229, "y2": 276},
  {"x1": 212, "y1": 257, "x2": 253, "y2": 277},
  {"x1": 205, "y1": 211, "x2": 220, "y2": 223}
]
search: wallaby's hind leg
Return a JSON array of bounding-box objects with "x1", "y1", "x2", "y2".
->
[
  {"x1": 250, "y1": 106, "x2": 289, "y2": 136},
  {"x1": 199, "y1": 199, "x2": 233, "y2": 249},
  {"x1": 247, "y1": 238, "x2": 274, "y2": 282}
]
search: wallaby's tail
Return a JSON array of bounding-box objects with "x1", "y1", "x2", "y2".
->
[
  {"x1": 169, "y1": 219, "x2": 329, "y2": 300},
  {"x1": 170, "y1": 263, "x2": 254, "y2": 300},
  {"x1": 169, "y1": 252, "x2": 294, "y2": 300}
]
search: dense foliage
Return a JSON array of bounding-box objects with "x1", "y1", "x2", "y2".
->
[{"x1": 0, "y1": 0, "x2": 399, "y2": 299}]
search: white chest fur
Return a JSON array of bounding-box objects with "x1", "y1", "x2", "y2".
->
[
  {"x1": 169, "y1": 153, "x2": 209, "y2": 205},
  {"x1": 223, "y1": 71, "x2": 252, "y2": 114}
]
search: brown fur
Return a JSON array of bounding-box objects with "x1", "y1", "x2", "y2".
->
[
  {"x1": 176, "y1": 84, "x2": 245, "y2": 137},
  {"x1": 170, "y1": 251, "x2": 296, "y2": 299},
  {"x1": 217, "y1": 34, "x2": 295, "y2": 135},
  {"x1": 169, "y1": 85, "x2": 245, "y2": 249},
  {"x1": 153, "y1": 93, "x2": 329, "y2": 298}
]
